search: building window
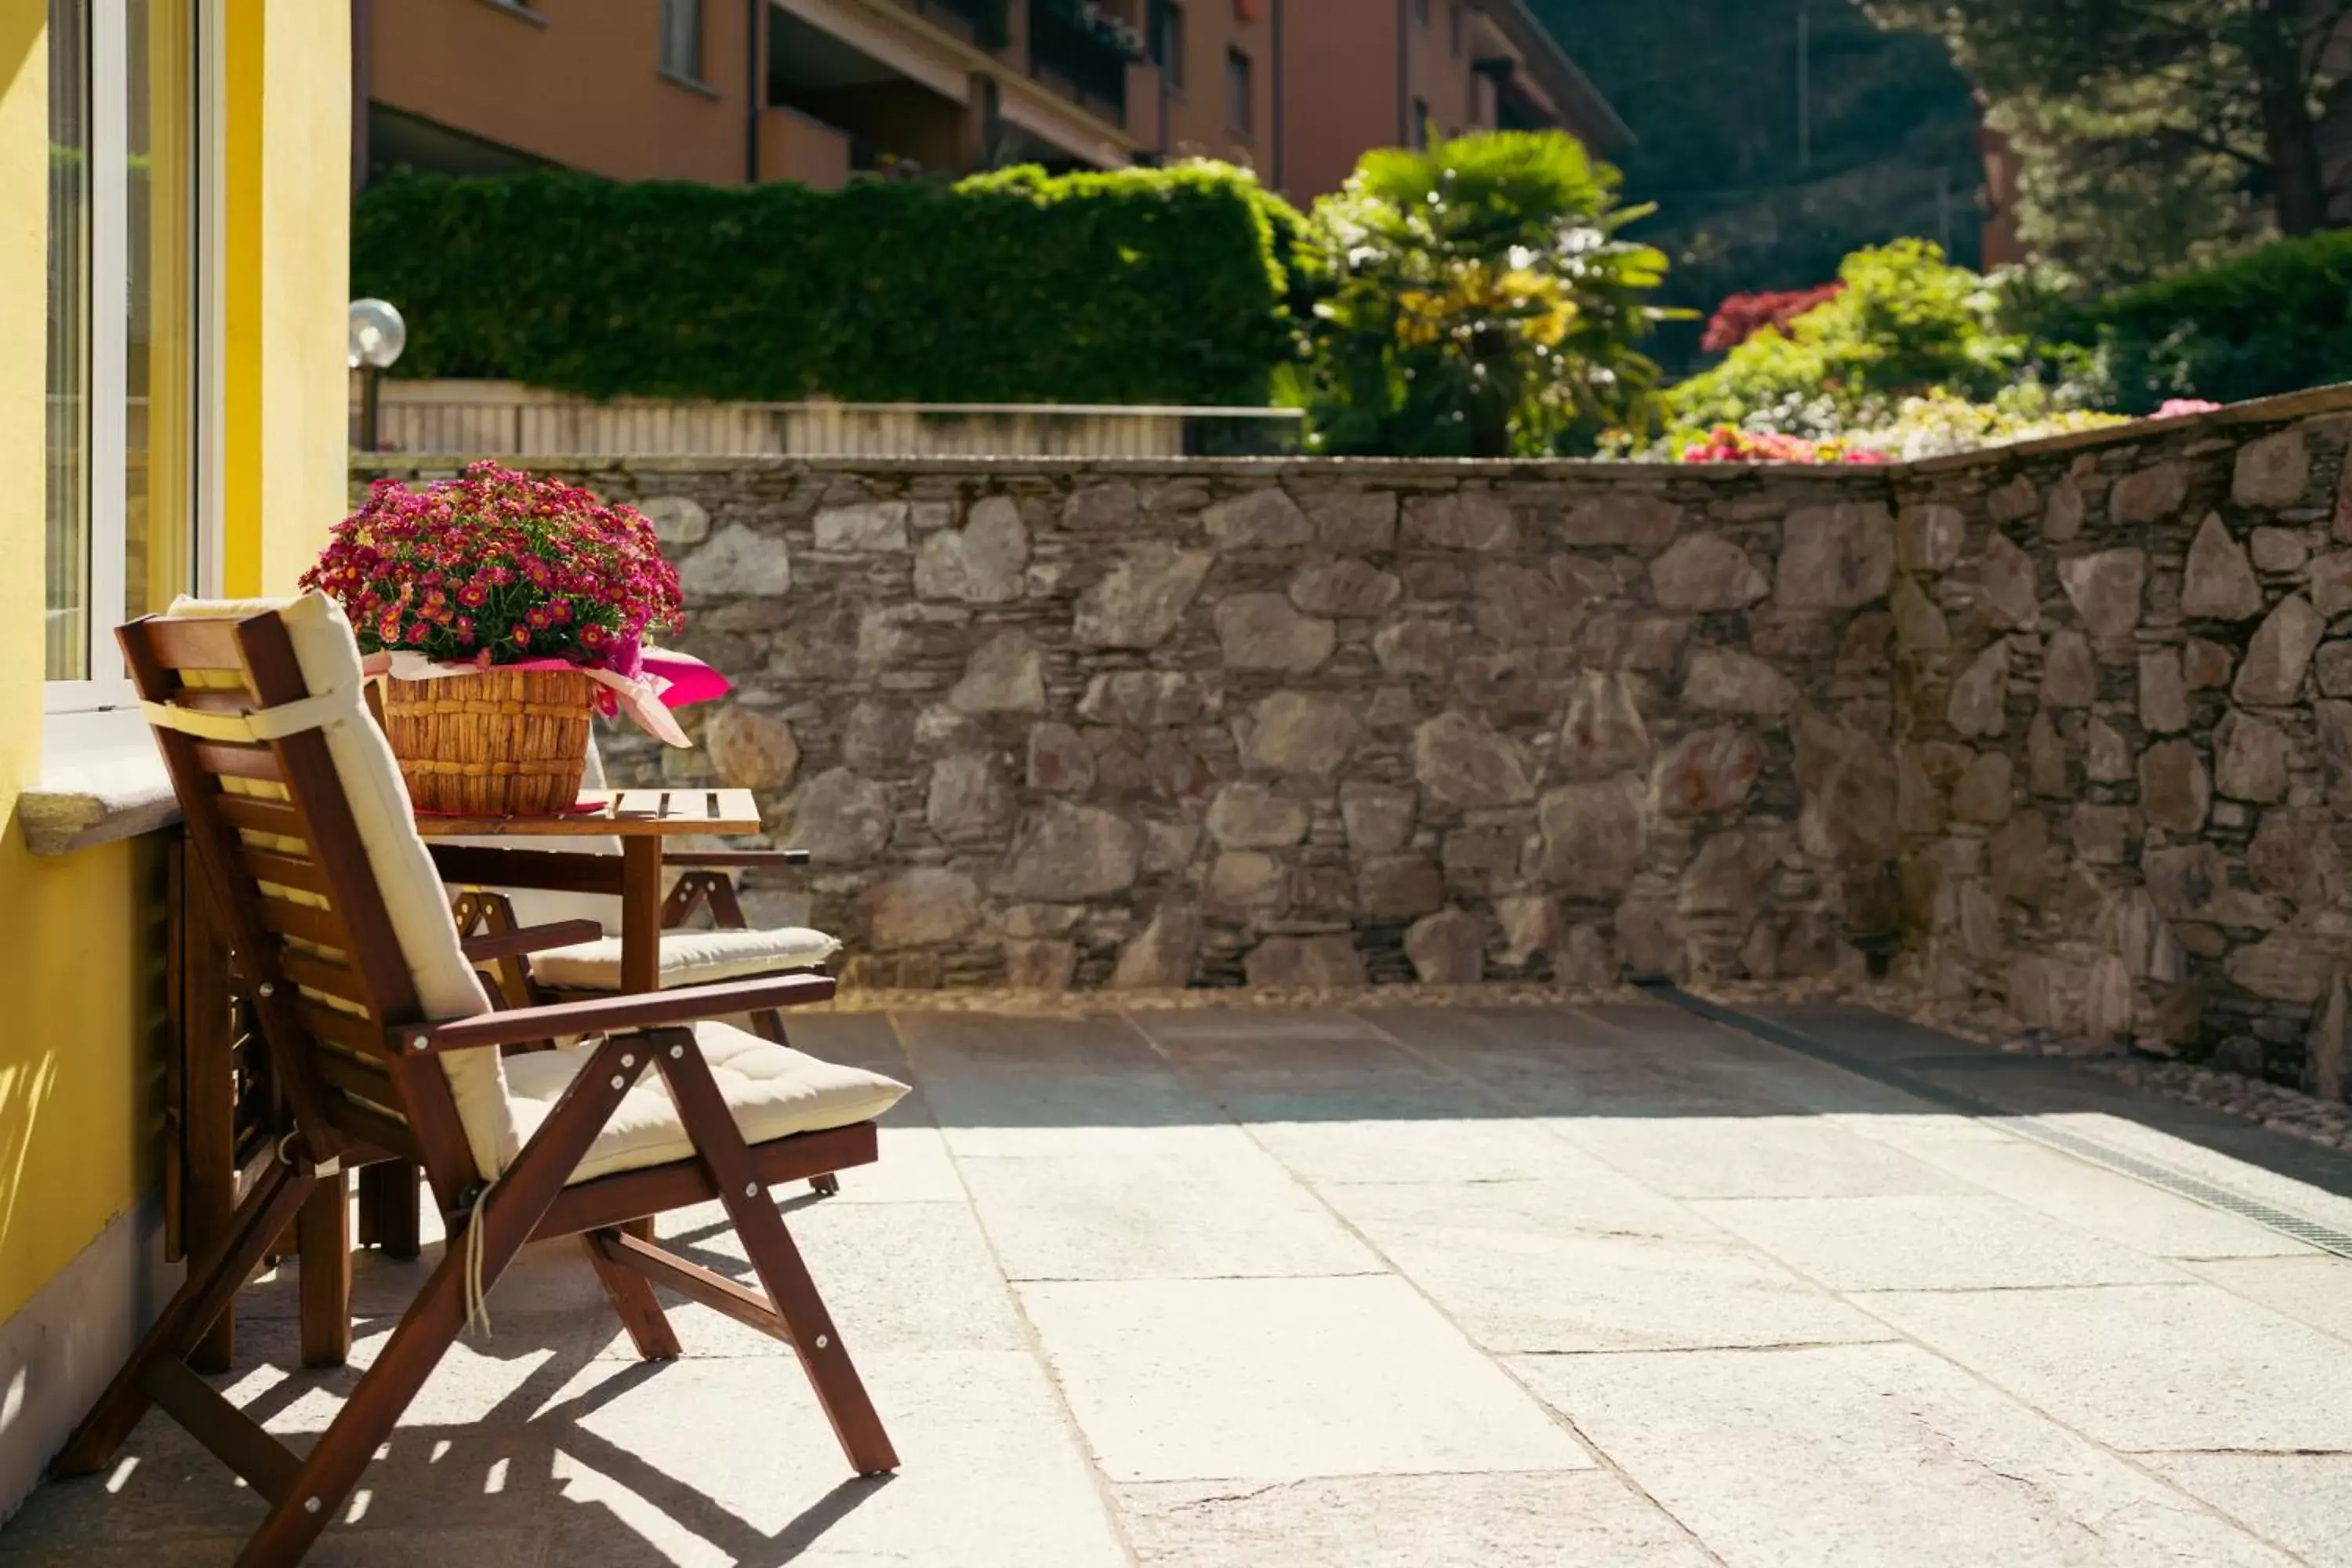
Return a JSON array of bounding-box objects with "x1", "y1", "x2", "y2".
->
[
  {"x1": 1414, "y1": 0, "x2": 1430, "y2": 23},
  {"x1": 1448, "y1": 1, "x2": 1463, "y2": 56},
  {"x1": 1411, "y1": 96, "x2": 1430, "y2": 149},
  {"x1": 1151, "y1": 0, "x2": 1185, "y2": 92},
  {"x1": 659, "y1": 0, "x2": 703, "y2": 82},
  {"x1": 47, "y1": 0, "x2": 205, "y2": 698},
  {"x1": 1225, "y1": 46, "x2": 1251, "y2": 133}
]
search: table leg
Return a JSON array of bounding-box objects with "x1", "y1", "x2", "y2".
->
[
  {"x1": 298, "y1": 1168, "x2": 353, "y2": 1367},
  {"x1": 621, "y1": 836, "x2": 663, "y2": 996}
]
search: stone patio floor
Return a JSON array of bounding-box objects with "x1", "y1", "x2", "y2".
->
[{"x1": 9, "y1": 994, "x2": 2352, "y2": 1566}]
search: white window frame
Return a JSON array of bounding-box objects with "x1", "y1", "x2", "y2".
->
[{"x1": 45, "y1": 0, "x2": 221, "y2": 716}]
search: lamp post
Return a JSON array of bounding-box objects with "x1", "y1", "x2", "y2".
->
[{"x1": 348, "y1": 298, "x2": 406, "y2": 453}]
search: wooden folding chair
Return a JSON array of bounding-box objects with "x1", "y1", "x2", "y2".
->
[{"x1": 53, "y1": 596, "x2": 903, "y2": 1566}]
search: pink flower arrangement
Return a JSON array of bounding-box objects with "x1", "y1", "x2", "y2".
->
[
  {"x1": 300, "y1": 461, "x2": 684, "y2": 677},
  {"x1": 1678, "y1": 426, "x2": 1891, "y2": 466}
]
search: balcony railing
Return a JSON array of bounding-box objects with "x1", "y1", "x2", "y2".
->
[
  {"x1": 1026, "y1": 0, "x2": 1127, "y2": 122},
  {"x1": 907, "y1": 0, "x2": 1010, "y2": 49}
]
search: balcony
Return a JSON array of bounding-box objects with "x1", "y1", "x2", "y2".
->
[
  {"x1": 1027, "y1": 0, "x2": 1131, "y2": 124},
  {"x1": 903, "y1": 0, "x2": 1011, "y2": 49}
]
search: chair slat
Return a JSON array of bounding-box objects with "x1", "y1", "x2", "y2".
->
[
  {"x1": 140, "y1": 618, "x2": 252, "y2": 676},
  {"x1": 296, "y1": 1000, "x2": 386, "y2": 1058},
  {"x1": 278, "y1": 950, "x2": 372, "y2": 1015},
  {"x1": 310, "y1": 1045, "x2": 397, "y2": 1106},
  {"x1": 191, "y1": 740, "x2": 284, "y2": 783},
  {"x1": 314, "y1": 1094, "x2": 420, "y2": 1164},
  {"x1": 239, "y1": 847, "x2": 328, "y2": 895},
  {"x1": 256, "y1": 895, "x2": 350, "y2": 953},
  {"x1": 216, "y1": 793, "x2": 307, "y2": 841}
]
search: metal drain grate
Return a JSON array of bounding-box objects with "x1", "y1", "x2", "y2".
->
[{"x1": 1641, "y1": 983, "x2": 2352, "y2": 1261}]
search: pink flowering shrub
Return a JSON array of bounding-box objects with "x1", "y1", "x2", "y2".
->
[
  {"x1": 301, "y1": 461, "x2": 684, "y2": 676},
  {"x1": 2152, "y1": 398, "x2": 2223, "y2": 419},
  {"x1": 1677, "y1": 426, "x2": 1891, "y2": 465}
]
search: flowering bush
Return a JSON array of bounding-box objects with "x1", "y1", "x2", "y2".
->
[
  {"x1": 301, "y1": 461, "x2": 684, "y2": 675},
  {"x1": 1676, "y1": 426, "x2": 1891, "y2": 465},
  {"x1": 1838, "y1": 389, "x2": 2130, "y2": 461},
  {"x1": 1700, "y1": 283, "x2": 1846, "y2": 354}
]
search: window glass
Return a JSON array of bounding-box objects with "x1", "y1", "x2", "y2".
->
[
  {"x1": 45, "y1": 0, "x2": 92, "y2": 679},
  {"x1": 1152, "y1": 0, "x2": 1184, "y2": 91},
  {"x1": 661, "y1": 0, "x2": 703, "y2": 81},
  {"x1": 1225, "y1": 46, "x2": 1250, "y2": 133},
  {"x1": 1412, "y1": 96, "x2": 1430, "y2": 150},
  {"x1": 129, "y1": 0, "x2": 197, "y2": 631}
]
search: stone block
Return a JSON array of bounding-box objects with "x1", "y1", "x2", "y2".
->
[
  {"x1": 1412, "y1": 712, "x2": 1534, "y2": 808},
  {"x1": 1897, "y1": 503, "x2": 1964, "y2": 572},
  {"x1": 928, "y1": 752, "x2": 1011, "y2": 840},
  {"x1": 1559, "y1": 492, "x2": 1682, "y2": 548},
  {"x1": 2186, "y1": 637, "x2": 2236, "y2": 689},
  {"x1": 637, "y1": 494, "x2": 709, "y2": 546},
  {"x1": 1989, "y1": 811, "x2": 2049, "y2": 905},
  {"x1": 2058, "y1": 548, "x2": 2147, "y2": 637},
  {"x1": 2248, "y1": 806, "x2": 2339, "y2": 902},
  {"x1": 1404, "y1": 492, "x2": 1519, "y2": 551},
  {"x1": 1441, "y1": 825, "x2": 1524, "y2": 894},
  {"x1": 1405, "y1": 909, "x2": 1488, "y2": 984},
  {"x1": 1244, "y1": 935, "x2": 1368, "y2": 987},
  {"x1": 1372, "y1": 619, "x2": 1454, "y2": 679},
  {"x1": 1028, "y1": 722, "x2": 1096, "y2": 793},
  {"x1": 1472, "y1": 561, "x2": 1578, "y2": 644},
  {"x1": 1289, "y1": 558, "x2": 1402, "y2": 619},
  {"x1": 1947, "y1": 641, "x2": 2011, "y2": 737},
  {"x1": 915, "y1": 495, "x2": 1028, "y2": 603},
  {"x1": 2041, "y1": 629, "x2": 2096, "y2": 708},
  {"x1": 814, "y1": 501, "x2": 909, "y2": 552},
  {"x1": 1206, "y1": 851, "x2": 1287, "y2": 914},
  {"x1": 1242, "y1": 691, "x2": 1363, "y2": 775},
  {"x1": 678, "y1": 523, "x2": 789, "y2": 597},
  {"x1": 1004, "y1": 938, "x2": 1078, "y2": 991},
  {"x1": 861, "y1": 868, "x2": 983, "y2": 946},
  {"x1": 1987, "y1": 474, "x2": 2040, "y2": 524},
  {"x1": 1775, "y1": 503, "x2": 1896, "y2": 609},
  {"x1": 949, "y1": 630, "x2": 1047, "y2": 713},
  {"x1": 1557, "y1": 670, "x2": 1653, "y2": 779},
  {"x1": 1890, "y1": 575, "x2": 1950, "y2": 655},
  {"x1": 1359, "y1": 855, "x2": 1446, "y2": 920},
  {"x1": 2138, "y1": 650, "x2": 2189, "y2": 733},
  {"x1": 2083, "y1": 716, "x2": 2133, "y2": 783},
  {"x1": 1976, "y1": 532, "x2": 2040, "y2": 629},
  {"x1": 2042, "y1": 476, "x2": 2085, "y2": 542},
  {"x1": 1656, "y1": 725, "x2": 1763, "y2": 818},
  {"x1": 1079, "y1": 670, "x2": 1212, "y2": 729},
  {"x1": 999, "y1": 803, "x2": 1143, "y2": 899},
  {"x1": 1339, "y1": 782, "x2": 1416, "y2": 855},
  {"x1": 1110, "y1": 904, "x2": 1204, "y2": 988},
  {"x1": 1074, "y1": 543, "x2": 1214, "y2": 648},
  {"x1": 788, "y1": 767, "x2": 892, "y2": 863},
  {"x1": 2321, "y1": 700, "x2": 2352, "y2": 808},
  {"x1": 1064, "y1": 481, "x2": 1139, "y2": 529},
  {"x1": 2215, "y1": 710, "x2": 2291, "y2": 803},
  {"x1": 1495, "y1": 894, "x2": 1565, "y2": 968},
  {"x1": 2234, "y1": 428, "x2": 2310, "y2": 509},
  {"x1": 1950, "y1": 751, "x2": 2015, "y2": 822},
  {"x1": 1649, "y1": 533, "x2": 1768, "y2": 611},
  {"x1": 2138, "y1": 740, "x2": 2211, "y2": 834},
  {"x1": 1215, "y1": 593, "x2": 1337, "y2": 673},
  {"x1": 2071, "y1": 801, "x2": 2132, "y2": 864},
  {"x1": 1538, "y1": 779, "x2": 1647, "y2": 891},
  {"x1": 2233, "y1": 595, "x2": 2325, "y2": 705},
  {"x1": 1207, "y1": 782, "x2": 1311, "y2": 848},
  {"x1": 1683, "y1": 648, "x2": 1796, "y2": 715},
  {"x1": 703, "y1": 705, "x2": 800, "y2": 789},
  {"x1": 2182, "y1": 514, "x2": 2263, "y2": 621},
  {"x1": 2110, "y1": 460, "x2": 2187, "y2": 524},
  {"x1": 1677, "y1": 828, "x2": 1784, "y2": 915},
  {"x1": 2250, "y1": 527, "x2": 2310, "y2": 573},
  {"x1": 1794, "y1": 711, "x2": 1900, "y2": 862},
  {"x1": 1304, "y1": 488, "x2": 1399, "y2": 554},
  {"x1": 1201, "y1": 488, "x2": 1313, "y2": 549},
  {"x1": 2229, "y1": 935, "x2": 2328, "y2": 1004}
]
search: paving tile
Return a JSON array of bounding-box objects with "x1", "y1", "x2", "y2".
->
[
  {"x1": 2020, "y1": 1112, "x2": 2352, "y2": 1240},
  {"x1": 1548, "y1": 1114, "x2": 1976, "y2": 1199},
  {"x1": 1324, "y1": 1180, "x2": 1888, "y2": 1352},
  {"x1": 2142, "y1": 1452, "x2": 2352, "y2": 1567},
  {"x1": 1363, "y1": 1007, "x2": 1792, "y2": 1118},
  {"x1": 1018, "y1": 1276, "x2": 1588, "y2": 1483},
  {"x1": 1692, "y1": 1194, "x2": 2190, "y2": 1291},
  {"x1": 1863, "y1": 1283, "x2": 2352, "y2": 1451},
  {"x1": 1116, "y1": 1471, "x2": 1711, "y2": 1567},
  {"x1": 1515, "y1": 1341, "x2": 2296, "y2": 1567},
  {"x1": 1840, "y1": 1126, "x2": 2321, "y2": 1259},
  {"x1": 1232, "y1": 1110, "x2": 1616, "y2": 1187},
  {"x1": 954, "y1": 1151, "x2": 1378, "y2": 1280},
  {"x1": 2184, "y1": 1254, "x2": 2352, "y2": 1343},
  {"x1": 539, "y1": 1351, "x2": 1125, "y2": 1567}
]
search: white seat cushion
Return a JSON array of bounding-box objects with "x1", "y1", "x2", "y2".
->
[
  {"x1": 503, "y1": 1020, "x2": 908, "y2": 1186},
  {"x1": 528, "y1": 926, "x2": 841, "y2": 993}
]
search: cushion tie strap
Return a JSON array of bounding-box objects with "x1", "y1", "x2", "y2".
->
[{"x1": 141, "y1": 683, "x2": 361, "y2": 745}]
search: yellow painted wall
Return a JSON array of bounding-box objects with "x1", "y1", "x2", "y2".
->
[{"x1": 0, "y1": 0, "x2": 350, "y2": 1323}]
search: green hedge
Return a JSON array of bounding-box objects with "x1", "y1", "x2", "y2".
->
[
  {"x1": 352, "y1": 164, "x2": 1301, "y2": 406},
  {"x1": 2089, "y1": 230, "x2": 2352, "y2": 414}
]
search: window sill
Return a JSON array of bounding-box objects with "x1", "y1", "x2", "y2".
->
[
  {"x1": 659, "y1": 68, "x2": 722, "y2": 100},
  {"x1": 476, "y1": 0, "x2": 549, "y2": 27},
  {"x1": 22, "y1": 708, "x2": 180, "y2": 855}
]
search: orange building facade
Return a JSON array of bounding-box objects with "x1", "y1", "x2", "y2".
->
[{"x1": 354, "y1": 0, "x2": 1624, "y2": 203}]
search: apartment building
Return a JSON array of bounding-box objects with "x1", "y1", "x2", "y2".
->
[{"x1": 352, "y1": 0, "x2": 1624, "y2": 201}]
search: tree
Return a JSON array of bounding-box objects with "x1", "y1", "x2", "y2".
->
[
  {"x1": 1874, "y1": 0, "x2": 2352, "y2": 282},
  {"x1": 1288, "y1": 131, "x2": 1679, "y2": 457}
]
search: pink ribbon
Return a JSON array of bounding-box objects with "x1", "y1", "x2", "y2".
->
[{"x1": 361, "y1": 648, "x2": 733, "y2": 750}]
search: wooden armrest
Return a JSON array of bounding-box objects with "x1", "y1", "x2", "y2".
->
[
  {"x1": 459, "y1": 919, "x2": 604, "y2": 964},
  {"x1": 664, "y1": 849, "x2": 811, "y2": 869},
  {"x1": 391, "y1": 972, "x2": 837, "y2": 1054},
  {"x1": 427, "y1": 844, "x2": 624, "y2": 895}
]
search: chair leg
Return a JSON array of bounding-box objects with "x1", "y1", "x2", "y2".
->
[
  {"x1": 297, "y1": 1171, "x2": 354, "y2": 1369},
  {"x1": 746, "y1": 1008, "x2": 842, "y2": 1199},
  {"x1": 54, "y1": 1159, "x2": 317, "y2": 1478},
  {"x1": 582, "y1": 1236, "x2": 683, "y2": 1361},
  {"x1": 652, "y1": 1032, "x2": 897, "y2": 1475}
]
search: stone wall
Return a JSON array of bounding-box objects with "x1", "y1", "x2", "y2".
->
[
  {"x1": 1886, "y1": 387, "x2": 2352, "y2": 1095},
  {"x1": 351, "y1": 383, "x2": 2352, "y2": 1094},
  {"x1": 357, "y1": 455, "x2": 1904, "y2": 996}
]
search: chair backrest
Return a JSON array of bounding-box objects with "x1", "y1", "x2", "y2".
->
[{"x1": 129, "y1": 594, "x2": 524, "y2": 1189}]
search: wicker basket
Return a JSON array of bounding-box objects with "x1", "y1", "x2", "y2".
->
[{"x1": 379, "y1": 668, "x2": 596, "y2": 815}]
